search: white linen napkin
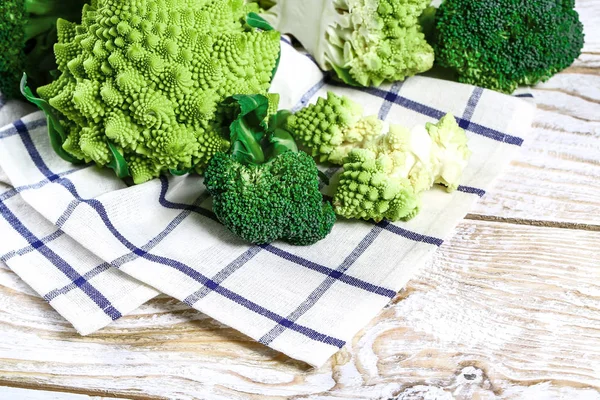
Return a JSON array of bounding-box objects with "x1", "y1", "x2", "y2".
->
[{"x1": 0, "y1": 40, "x2": 536, "y2": 367}]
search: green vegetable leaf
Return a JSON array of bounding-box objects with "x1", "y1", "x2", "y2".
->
[
  {"x1": 225, "y1": 94, "x2": 272, "y2": 165},
  {"x1": 169, "y1": 168, "x2": 191, "y2": 176},
  {"x1": 246, "y1": 12, "x2": 274, "y2": 31},
  {"x1": 266, "y1": 110, "x2": 297, "y2": 159},
  {"x1": 20, "y1": 73, "x2": 83, "y2": 164},
  {"x1": 107, "y1": 142, "x2": 131, "y2": 178}
]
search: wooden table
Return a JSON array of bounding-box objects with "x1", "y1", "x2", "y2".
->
[{"x1": 1, "y1": 2, "x2": 599, "y2": 399}]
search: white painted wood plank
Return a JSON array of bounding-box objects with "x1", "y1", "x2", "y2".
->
[{"x1": 0, "y1": 386, "x2": 129, "y2": 400}]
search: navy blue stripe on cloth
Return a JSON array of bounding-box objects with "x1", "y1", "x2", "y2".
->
[
  {"x1": 515, "y1": 93, "x2": 534, "y2": 98},
  {"x1": 0, "y1": 198, "x2": 122, "y2": 319},
  {"x1": 326, "y1": 81, "x2": 524, "y2": 146},
  {"x1": 0, "y1": 118, "x2": 47, "y2": 139},
  {"x1": 1, "y1": 230, "x2": 65, "y2": 263},
  {"x1": 10, "y1": 124, "x2": 122, "y2": 319},
  {"x1": 378, "y1": 81, "x2": 403, "y2": 121},
  {"x1": 14, "y1": 124, "x2": 346, "y2": 348},
  {"x1": 160, "y1": 173, "x2": 397, "y2": 299},
  {"x1": 184, "y1": 246, "x2": 263, "y2": 306},
  {"x1": 292, "y1": 78, "x2": 326, "y2": 112},
  {"x1": 0, "y1": 165, "x2": 88, "y2": 202},
  {"x1": 259, "y1": 225, "x2": 385, "y2": 345},
  {"x1": 377, "y1": 221, "x2": 444, "y2": 246},
  {"x1": 463, "y1": 87, "x2": 484, "y2": 121},
  {"x1": 45, "y1": 186, "x2": 208, "y2": 301},
  {"x1": 457, "y1": 185, "x2": 486, "y2": 198},
  {"x1": 143, "y1": 250, "x2": 345, "y2": 347},
  {"x1": 157, "y1": 176, "x2": 219, "y2": 223},
  {"x1": 259, "y1": 244, "x2": 396, "y2": 298}
]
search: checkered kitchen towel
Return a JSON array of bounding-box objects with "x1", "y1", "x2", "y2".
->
[{"x1": 0, "y1": 40, "x2": 536, "y2": 367}]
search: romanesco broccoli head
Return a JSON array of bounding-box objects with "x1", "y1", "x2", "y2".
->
[
  {"x1": 205, "y1": 150, "x2": 336, "y2": 245},
  {"x1": 261, "y1": 0, "x2": 434, "y2": 87},
  {"x1": 34, "y1": 0, "x2": 280, "y2": 184},
  {"x1": 0, "y1": 0, "x2": 87, "y2": 99},
  {"x1": 285, "y1": 92, "x2": 382, "y2": 164},
  {"x1": 333, "y1": 148, "x2": 420, "y2": 222},
  {"x1": 432, "y1": 0, "x2": 584, "y2": 93}
]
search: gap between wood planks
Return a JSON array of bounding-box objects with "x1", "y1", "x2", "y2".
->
[
  {"x1": 465, "y1": 213, "x2": 600, "y2": 232},
  {"x1": 0, "y1": 380, "x2": 164, "y2": 400}
]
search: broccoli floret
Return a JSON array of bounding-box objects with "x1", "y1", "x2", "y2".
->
[
  {"x1": 285, "y1": 92, "x2": 471, "y2": 222},
  {"x1": 432, "y1": 0, "x2": 585, "y2": 93},
  {"x1": 32, "y1": 0, "x2": 280, "y2": 184},
  {"x1": 204, "y1": 94, "x2": 335, "y2": 245},
  {"x1": 205, "y1": 151, "x2": 336, "y2": 245},
  {"x1": 0, "y1": 0, "x2": 88, "y2": 99},
  {"x1": 259, "y1": 0, "x2": 434, "y2": 87}
]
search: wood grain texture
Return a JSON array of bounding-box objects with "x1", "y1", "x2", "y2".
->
[
  {"x1": 0, "y1": 386, "x2": 127, "y2": 400},
  {"x1": 1, "y1": 0, "x2": 599, "y2": 399},
  {"x1": 1, "y1": 221, "x2": 599, "y2": 400}
]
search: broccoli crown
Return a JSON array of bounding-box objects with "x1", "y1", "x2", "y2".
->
[
  {"x1": 35, "y1": 0, "x2": 280, "y2": 184},
  {"x1": 285, "y1": 92, "x2": 382, "y2": 164},
  {"x1": 333, "y1": 148, "x2": 420, "y2": 222},
  {"x1": 0, "y1": 0, "x2": 88, "y2": 99},
  {"x1": 433, "y1": 0, "x2": 585, "y2": 93},
  {"x1": 204, "y1": 151, "x2": 336, "y2": 245},
  {"x1": 0, "y1": 0, "x2": 25, "y2": 98},
  {"x1": 262, "y1": 0, "x2": 434, "y2": 87}
]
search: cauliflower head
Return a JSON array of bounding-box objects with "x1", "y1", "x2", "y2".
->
[
  {"x1": 261, "y1": 0, "x2": 434, "y2": 87},
  {"x1": 36, "y1": 0, "x2": 280, "y2": 183}
]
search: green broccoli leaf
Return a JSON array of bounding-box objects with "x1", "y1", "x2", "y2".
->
[
  {"x1": 224, "y1": 94, "x2": 273, "y2": 165},
  {"x1": 266, "y1": 109, "x2": 297, "y2": 158},
  {"x1": 106, "y1": 142, "x2": 130, "y2": 179},
  {"x1": 246, "y1": 12, "x2": 274, "y2": 31}
]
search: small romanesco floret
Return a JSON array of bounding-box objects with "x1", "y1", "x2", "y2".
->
[
  {"x1": 285, "y1": 92, "x2": 382, "y2": 164},
  {"x1": 0, "y1": 0, "x2": 88, "y2": 98},
  {"x1": 33, "y1": 0, "x2": 280, "y2": 184},
  {"x1": 285, "y1": 92, "x2": 472, "y2": 222},
  {"x1": 432, "y1": 0, "x2": 584, "y2": 93},
  {"x1": 204, "y1": 94, "x2": 335, "y2": 245},
  {"x1": 333, "y1": 148, "x2": 420, "y2": 222},
  {"x1": 260, "y1": 0, "x2": 434, "y2": 87}
]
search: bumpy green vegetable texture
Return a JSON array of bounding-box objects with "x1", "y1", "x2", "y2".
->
[
  {"x1": 259, "y1": 0, "x2": 434, "y2": 87},
  {"x1": 0, "y1": 0, "x2": 87, "y2": 99},
  {"x1": 432, "y1": 0, "x2": 584, "y2": 93},
  {"x1": 36, "y1": 0, "x2": 281, "y2": 184},
  {"x1": 285, "y1": 92, "x2": 471, "y2": 222},
  {"x1": 204, "y1": 94, "x2": 335, "y2": 245},
  {"x1": 205, "y1": 151, "x2": 336, "y2": 245}
]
